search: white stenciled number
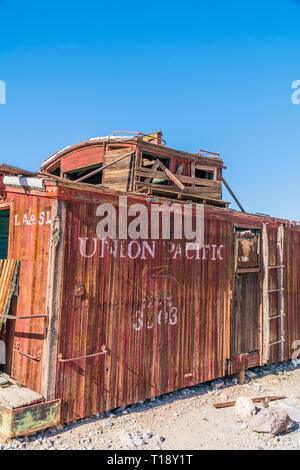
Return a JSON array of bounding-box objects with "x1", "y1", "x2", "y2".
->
[
  {"x1": 133, "y1": 311, "x2": 143, "y2": 331},
  {"x1": 147, "y1": 316, "x2": 154, "y2": 329},
  {"x1": 169, "y1": 307, "x2": 178, "y2": 325},
  {"x1": 158, "y1": 310, "x2": 169, "y2": 325}
]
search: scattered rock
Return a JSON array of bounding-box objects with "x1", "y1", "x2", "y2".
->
[
  {"x1": 219, "y1": 393, "x2": 228, "y2": 401},
  {"x1": 56, "y1": 424, "x2": 64, "y2": 431},
  {"x1": 252, "y1": 382, "x2": 262, "y2": 391},
  {"x1": 102, "y1": 421, "x2": 114, "y2": 429},
  {"x1": 211, "y1": 380, "x2": 224, "y2": 390},
  {"x1": 80, "y1": 437, "x2": 91, "y2": 444},
  {"x1": 250, "y1": 407, "x2": 296, "y2": 437},
  {"x1": 132, "y1": 432, "x2": 145, "y2": 447},
  {"x1": 234, "y1": 397, "x2": 257, "y2": 417},
  {"x1": 143, "y1": 431, "x2": 153, "y2": 440},
  {"x1": 154, "y1": 434, "x2": 165, "y2": 444},
  {"x1": 245, "y1": 370, "x2": 256, "y2": 378},
  {"x1": 119, "y1": 430, "x2": 134, "y2": 447},
  {"x1": 276, "y1": 402, "x2": 300, "y2": 423}
]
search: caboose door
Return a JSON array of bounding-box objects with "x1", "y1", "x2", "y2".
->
[{"x1": 231, "y1": 229, "x2": 262, "y2": 358}]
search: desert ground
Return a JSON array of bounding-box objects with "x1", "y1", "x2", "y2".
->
[{"x1": 1, "y1": 360, "x2": 300, "y2": 451}]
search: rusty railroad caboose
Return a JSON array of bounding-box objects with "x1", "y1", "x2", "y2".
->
[{"x1": 0, "y1": 131, "x2": 299, "y2": 438}]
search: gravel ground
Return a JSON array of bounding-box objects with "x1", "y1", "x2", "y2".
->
[{"x1": 1, "y1": 360, "x2": 300, "y2": 451}]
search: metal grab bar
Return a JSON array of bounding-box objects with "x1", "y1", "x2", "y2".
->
[
  {"x1": 0, "y1": 314, "x2": 47, "y2": 320},
  {"x1": 58, "y1": 345, "x2": 108, "y2": 363},
  {"x1": 12, "y1": 348, "x2": 41, "y2": 362}
]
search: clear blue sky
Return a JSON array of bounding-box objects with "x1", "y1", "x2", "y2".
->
[{"x1": 0, "y1": 0, "x2": 300, "y2": 219}]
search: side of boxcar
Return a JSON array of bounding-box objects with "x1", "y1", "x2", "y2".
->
[
  {"x1": 54, "y1": 188, "x2": 233, "y2": 422},
  {"x1": 2, "y1": 179, "x2": 299, "y2": 426}
]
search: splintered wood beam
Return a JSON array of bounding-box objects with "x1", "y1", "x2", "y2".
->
[
  {"x1": 144, "y1": 159, "x2": 162, "y2": 183},
  {"x1": 157, "y1": 160, "x2": 185, "y2": 190},
  {"x1": 0, "y1": 371, "x2": 22, "y2": 387},
  {"x1": 222, "y1": 177, "x2": 245, "y2": 212},
  {"x1": 142, "y1": 159, "x2": 185, "y2": 190},
  {"x1": 74, "y1": 151, "x2": 135, "y2": 183}
]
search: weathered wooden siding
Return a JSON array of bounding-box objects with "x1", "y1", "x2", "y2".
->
[
  {"x1": 56, "y1": 197, "x2": 232, "y2": 422},
  {"x1": 4, "y1": 193, "x2": 54, "y2": 392},
  {"x1": 283, "y1": 228, "x2": 300, "y2": 362},
  {"x1": 231, "y1": 272, "x2": 261, "y2": 356}
]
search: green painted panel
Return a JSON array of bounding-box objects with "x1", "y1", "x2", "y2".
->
[
  {"x1": 12, "y1": 400, "x2": 61, "y2": 437},
  {"x1": 0, "y1": 210, "x2": 9, "y2": 260}
]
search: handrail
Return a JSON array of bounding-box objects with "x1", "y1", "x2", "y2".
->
[
  {"x1": 12, "y1": 348, "x2": 41, "y2": 362},
  {"x1": 0, "y1": 314, "x2": 47, "y2": 320},
  {"x1": 58, "y1": 345, "x2": 108, "y2": 363}
]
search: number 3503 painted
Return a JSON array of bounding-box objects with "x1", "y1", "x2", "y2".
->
[{"x1": 133, "y1": 307, "x2": 178, "y2": 331}]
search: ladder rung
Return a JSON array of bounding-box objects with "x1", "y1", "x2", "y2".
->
[
  {"x1": 268, "y1": 288, "x2": 284, "y2": 293},
  {"x1": 269, "y1": 339, "x2": 285, "y2": 347},
  {"x1": 268, "y1": 265, "x2": 284, "y2": 270},
  {"x1": 269, "y1": 314, "x2": 285, "y2": 320}
]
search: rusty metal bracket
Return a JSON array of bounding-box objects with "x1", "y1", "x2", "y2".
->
[{"x1": 58, "y1": 345, "x2": 108, "y2": 363}]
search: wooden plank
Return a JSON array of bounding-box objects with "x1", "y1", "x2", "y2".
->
[
  {"x1": 0, "y1": 372, "x2": 21, "y2": 387},
  {"x1": 262, "y1": 223, "x2": 270, "y2": 364},
  {"x1": 41, "y1": 201, "x2": 66, "y2": 400},
  {"x1": 136, "y1": 168, "x2": 221, "y2": 188},
  {"x1": 135, "y1": 182, "x2": 226, "y2": 204},
  {"x1": 144, "y1": 159, "x2": 162, "y2": 183},
  {"x1": 75, "y1": 150, "x2": 135, "y2": 184},
  {"x1": 102, "y1": 169, "x2": 132, "y2": 179},
  {"x1": 155, "y1": 160, "x2": 185, "y2": 190},
  {"x1": 102, "y1": 177, "x2": 129, "y2": 184},
  {"x1": 104, "y1": 148, "x2": 134, "y2": 160},
  {"x1": 137, "y1": 140, "x2": 224, "y2": 166},
  {"x1": 135, "y1": 182, "x2": 221, "y2": 199},
  {"x1": 222, "y1": 177, "x2": 245, "y2": 212},
  {"x1": 214, "y1": 396, "x2": 286, "y2": 409},
  {"x1": 0, "y1": 260, "x2": 20, "y2": 328},
  {"x1": 231, "y1": 273, "x2": 260, "y2": 355},
  {"x1": 102, "y1": 184, "x2": 128, "y2": 191}
]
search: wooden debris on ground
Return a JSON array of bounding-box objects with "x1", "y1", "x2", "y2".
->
[{"x1": 213, "y1": 396, "x2": 286, "y2": 409}]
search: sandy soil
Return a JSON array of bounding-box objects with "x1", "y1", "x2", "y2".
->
[{"x1": 2, "y1": 360, "x2": 300, "y2": 451}]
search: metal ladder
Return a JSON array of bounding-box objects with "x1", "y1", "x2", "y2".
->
[{"x1": 268, "y1": 225, "x2": 285, "y2": 361}]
